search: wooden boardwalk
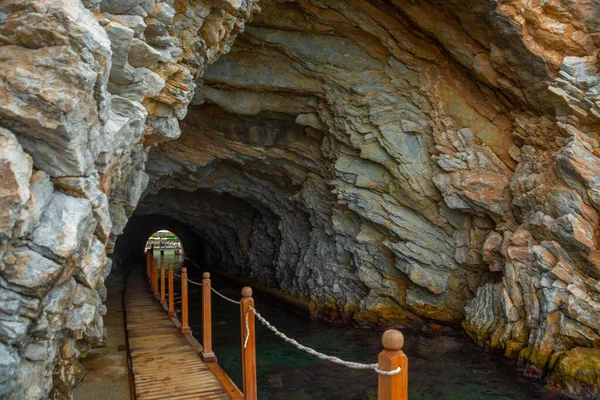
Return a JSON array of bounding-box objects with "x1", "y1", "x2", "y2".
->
[{"x1": 125, "y1": 268, "x2": 243, "y2": 400}]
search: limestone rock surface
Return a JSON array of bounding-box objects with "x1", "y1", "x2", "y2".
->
[{"x1": 0, "y1": 0, "x2": 259, "y2": 397}]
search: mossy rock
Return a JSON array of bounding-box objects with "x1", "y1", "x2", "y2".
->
[{"x1": 550, "y1": 347, "x2": 600, "y2": 398}]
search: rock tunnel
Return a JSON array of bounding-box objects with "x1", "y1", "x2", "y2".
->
[
  {"x1": 124, "y1": 1, "x2": 600, "y2": 393},
  {"x1": 2, "y1": 0, "x2": 600, "y2": 398},
  {"x1": 113, "y1": 214, "x2": 200, "y2": 266}
]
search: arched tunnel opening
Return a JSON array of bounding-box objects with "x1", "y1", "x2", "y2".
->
[
  {"x1": 113, "y1": 214, "x2": 202, "y2": 270},
  {"x1": 113, "y1": 186, "x2": 287, "y2": 288}
]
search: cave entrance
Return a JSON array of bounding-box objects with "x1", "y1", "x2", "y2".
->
[
  {"x1": 112, "y1": 214, "x2": 203, "y2": 270},
  {"x1": 145, "y1": 229, "x2": 184, "y2": 267}
]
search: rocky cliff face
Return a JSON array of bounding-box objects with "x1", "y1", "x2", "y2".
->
[
  {"x1": 2, "y1": 0, "x2": 600, "y2": 398},
  {"x1": 0, "y1": 0, "x2": 257, "y2": 398}
]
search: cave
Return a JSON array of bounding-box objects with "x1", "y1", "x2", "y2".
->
[{"x1": 2, "y1": 0, "x2": 600, "y2": 398}]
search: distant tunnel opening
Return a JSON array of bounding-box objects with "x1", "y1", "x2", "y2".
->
[
  {"x1": 145, "y1": 229, "x2": 184, "y2": 266},
  {"x1": 122, "y1": 188, "x2": 283, "y2": 281},
  {"x1": 112, "y1": 214, "x2": 203, "y2": 270}
]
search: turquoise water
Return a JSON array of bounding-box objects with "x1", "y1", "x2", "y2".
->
[{"x1": 158, "y1": 257, "x2": 565, "y2": 400}]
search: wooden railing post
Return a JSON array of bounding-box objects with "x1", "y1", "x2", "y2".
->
[
  {"x1": 201, "y1": 272, "x2": 216, "y2": 362},
  {"x1": 240, "y1": 287, "x2": 257, "y2": 400},
  {"x1": 145, "y1": 251, "x2": 150, "y2": 280},
  {"x1": 160, "y1": 259, "x2": 166, "y2": 305},
  {"x1": 153, "y1": 258, "x2": 159, "y2": 298},
  {"x1": 168, "y1": 265, "x2": 176, "y2": 317},
  {"x1": 150, "y1": 257, "x2": 156, "y2": 293},
  {"x1": 181, "y1": 267, "x2": 191, "y2": 335},
  {"x1": 378, "y1": 330, "x2": 408, "y2": 400}
]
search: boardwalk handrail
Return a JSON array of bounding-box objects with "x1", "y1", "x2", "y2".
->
[
  {"x1": 167, "y1": 265, "x2": 176, "y2": 317},
  {"x1": 201, "y1": 273, "x2": 216, "y2": 361},
  {"x1": 240, "y1": 287, "x2": 257, "y2": 399},
  {"x1": 168, "y1": 273, "x2": 408, "y2": 400},
  {"x1": 160, "y1": 259, "x2": 166, "y2": 305},
  {"x1": 181, "y1": 267, "x2": 191, "y2": 335},
  {"x1": 146, "y1": 252, "x2": 408, "y2": 399},
  {"x1": 242, "y1": 304, "x2": 403, "y2": 375},
  {"x1": 181, "y1": 276, "x2": 403, "y2": 375}
]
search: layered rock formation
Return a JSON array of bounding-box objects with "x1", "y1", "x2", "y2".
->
[
  {"x1": 2, "y1": 0, "x2": 600, "y2": 398},
  {"x1": 143, "y1": 1, "x2": 600, "y2": 397},
  {"x1": 0, "y1": 0, "x2": 257, "y2": 397}
]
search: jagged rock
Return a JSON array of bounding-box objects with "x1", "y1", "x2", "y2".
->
[
  {"x1": 128, "y1": 38, "x2": 161, "y2": 68},
  {"x1": 75, "y1": 238, "x2": 107, "y2": 290},
  {"x1": 32, "y1": 193, "x2": 95, "y2": 260},
  {"x1": 0, "y1": 284, "x2": 41, "y2": 320},
  {"x1": 551, "y1": 347, "x2": 600, "y2": 397},
  {"x1": 14, "y1": 171, "x2": 53, "y2": 237},
  {"x1": 0, "y1": 343, "x2": 20, "y2": 397},
  {"x1": 0, "y1": 128, "x2": 32, "y2": 237},
  {"x1": 24, "y1": 340, "x2": 53, "y2": 362},
  {"x1": 0, "y1": 0, "x2": 111, "y2": 177},
  {"x1": 102, "y1": 13, "x2": 146, "y2": 37},
  {"x1": 0, "y1": 313, "x2": 29, "y2": 346},
  {"x1": 482, "y1": 232, "x2": 504, "y2": 272},
  {"x1": 1, "y1": 249, "x2": 63, "y2": 294},
  {"x1": 99, "y1": 0, "x2": 144, "y2": 14},
  {"x1": 434, "y1": 128, "x2": 515, "y2": 225}
]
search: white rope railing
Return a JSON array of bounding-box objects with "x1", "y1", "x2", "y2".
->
[
  {"x1": 173, "y1": 271, "x2": 201, "y2": 286},
  {"x1": 243, "y1": 306, "x2": 401, "y2": 376},
  {"x1": 173, "y1": 271, "x2": 241, "y2": 305},
  {"x1": 170, "y1": 268, "x2": 401, "y2": 376},
  {"x1": 211, "y1": 287, "x2": 241, "y2": 305}
]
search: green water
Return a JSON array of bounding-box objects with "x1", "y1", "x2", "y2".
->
[
  {"x1": 157, "y1": 254, "x2": 566, "y2": 400},
  {"x1": 151, "y1": 249, "x2": 184, "y2": 267}
]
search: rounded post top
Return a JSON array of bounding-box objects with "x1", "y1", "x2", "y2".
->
[
  {"x1": 181, "y1": 267, "x2": 187, "y2": 273},
  {"x1": 241, "y1": 286, "x2": 253, "y2": 298},
  {"x1": 203, "y1": 272, "x2": 210, "y2": 279},
  {"x1": 382, "y1": 329, "x2": 404, "y2": 351}
]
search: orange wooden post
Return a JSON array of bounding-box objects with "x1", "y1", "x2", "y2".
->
[
  {"x1": 378, "y1": 330, "x2": 408, "y2": 400},
  {"x1": 201, "y1": 272, "x2": 216, "y2": 362},
  {"x1": 240, "y1": 287, "x2": 257, "y2": 400},
  {"x1": 168, "y1": 265, "x2": 176, "y2": 317},
  {"x1": 160, "y1": 259, "x2": 166, "y2": 305},
  {"x1": 150, "y1": 257, "x2": 156, "y2": 293},
  {"x1": 153, "y1": 258, "x2": 159, "y2": 298},
  {"x1": 181, "y1": 267, "x2": 191, "y2": 335}
]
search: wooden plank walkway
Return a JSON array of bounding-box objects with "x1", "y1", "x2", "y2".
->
[{"x1": 125, "y1": 268, "x2": 243, "y2": 400}]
